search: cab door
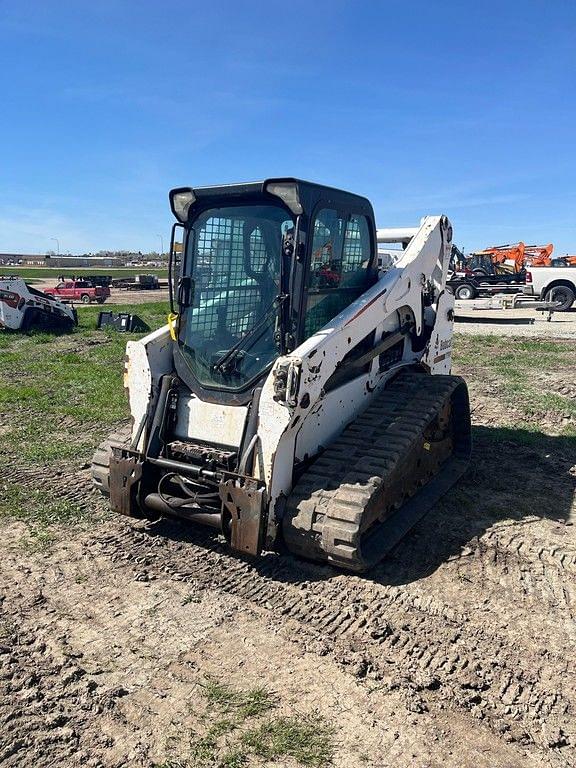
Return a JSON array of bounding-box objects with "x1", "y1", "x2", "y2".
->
[{"x1": 61, "y1": 282, "x2": 75, "y2": 299}]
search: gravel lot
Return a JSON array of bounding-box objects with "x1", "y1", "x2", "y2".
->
[{"x1": 455, "y1": 301, "x2": 576, "y2": 339}]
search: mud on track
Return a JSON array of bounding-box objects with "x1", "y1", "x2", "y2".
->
[{"x1": 1, "y1": 338, "x2": 575, "y2": 767}]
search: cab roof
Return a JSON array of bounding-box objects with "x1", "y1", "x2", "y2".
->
[{"x1": 169, "y1": 177, "x2": 374, "y2": 222}]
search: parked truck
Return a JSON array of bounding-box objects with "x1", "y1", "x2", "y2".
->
[
  {"x1": 45, "y1": 279, "x2": 110, "y2": 304},
  {"x1": 523, "y1": 266, "x2": 576, "y2": 311}
]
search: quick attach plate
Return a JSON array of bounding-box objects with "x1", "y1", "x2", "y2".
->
[
  {"x1": 109, "y1": 448, "x2": 144, "y2": 517},
  {"x1": 219, "y1": 474, "x2": 266, "y2": 557}
]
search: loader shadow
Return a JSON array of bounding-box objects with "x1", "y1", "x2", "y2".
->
[
  {"x1": 139, "y1": 425, "x2": 575, "y2": 588},
  {"x1": 371, "y1": 425, "x2": 576, "y2": 587}
]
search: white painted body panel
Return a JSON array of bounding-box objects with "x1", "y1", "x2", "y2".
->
[
  {"x1": 258, "y1": 215, "x2": 454, "y2": 543},
  {"x1": 0, "y1": 277, "x2": 75, "y2": 330},
  {"x1": 174, "y1": 394, "x2": 247, "y2": 448},
  {"x1": 125, "y1": 325, "x2": 173, "y2": 450}
]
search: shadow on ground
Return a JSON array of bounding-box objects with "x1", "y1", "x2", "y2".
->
[{"x1": 133, "y1": 424, "x2": 576, "y2": 588}]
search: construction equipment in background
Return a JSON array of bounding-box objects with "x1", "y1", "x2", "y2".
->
[
  {"x1": 524, "y1": 243, "x2": 554, "y2": 267},
  {"x1": 555, "y1": 255, "x2": 576, "y2": 267},
  {"x1": 527, "y1": 246, "x2": 576, "y2": 268},
  {"x1": 0, "y1": 276, "x2": 77, "y2": 331},
  {"x1": 92, "y1": 178, "x2": 471, "y2": 573},
  {"x1": 470, "y1": 242, "x2": 526, "y2": 274}
]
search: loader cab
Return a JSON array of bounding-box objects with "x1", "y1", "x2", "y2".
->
[{"x1": 169, "y1": 178, "x2": 378, "y2": 401}]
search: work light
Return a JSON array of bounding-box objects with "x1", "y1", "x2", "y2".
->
[
  {"x1": 170, "y1": 188, "x2": 196, "y2": 222},
  {"x1": 264, "y1": 180, "x2": 303, "y2": 215}
]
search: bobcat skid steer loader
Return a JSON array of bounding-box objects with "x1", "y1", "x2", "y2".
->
[
  {"x1": 0, "y1": 276, "x2": 77, "y2": 332},
  {"x1": 92, "y1": 179, "x2": 471, "y2": 572}
]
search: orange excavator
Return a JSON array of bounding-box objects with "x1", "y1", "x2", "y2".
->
[
  {"x1": 471, "y1": 242, "x2": 526, "y2": 274},
  {"x1": 524, "y1": 243, "x2": 554, "y2": 267},
  {"x1": 525, "y1": 244, "x2": 576, "y2": 267}
]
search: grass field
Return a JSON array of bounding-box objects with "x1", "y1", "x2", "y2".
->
[
  {"x1": 1, "y1": 315, "x2": 574, "y2": 475},
  {"x1": 0, "y1": 301, "x2": 168, "y2": 467},
  {"x1": 454, "y1": 334, "x2": 576, "y2": 438},
  {"x1": 2, "y1": 266, "x2": 168, "y2": 280}
]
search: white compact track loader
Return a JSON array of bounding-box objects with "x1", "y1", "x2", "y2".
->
[
  {"x1": 93, "y1": 179, "x2": 471, "y2": 572},
  {"x1": 0, "y1": 276, "x2": 77, "y2": 332}
]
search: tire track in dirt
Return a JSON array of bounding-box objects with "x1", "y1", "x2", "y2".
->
[
  {"x1": 386, "y1": 508, "x2": 576, "y2": 627},
  {"x1": 5, "y1": 436, "x2": 576, "y2": 621},
  {"x1": 0, "y1": 605, "x2": 126, "y2": 768},
  {"x1": 3, "y1": 416, "x2": 575, "y2": 763},
  {"x1": 95, "y1": 520, "x2": 575, "y2": 760}
]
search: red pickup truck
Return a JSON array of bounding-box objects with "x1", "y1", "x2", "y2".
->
[{"x1": 44, "y1": 280, "x2": 110, "y2": 304}]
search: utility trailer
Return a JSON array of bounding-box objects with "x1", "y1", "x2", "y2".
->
[
  {"x1": 111, "y1": 274, "x2": 160, "y2": 290},
  {"x1": 447, "y1": 271, "x2": 527, "y2": 301}
]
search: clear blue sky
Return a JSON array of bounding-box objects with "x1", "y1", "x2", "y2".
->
[{"x1": 1, "y1": 0, "x2": 575, "y2": 254}]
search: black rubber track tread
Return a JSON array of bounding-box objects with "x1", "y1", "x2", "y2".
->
[
  {"x1": 91, "y1": 425, "x2": 132, "y2": 496},
  {"x1": 283, "y1": 371, "x2": 467, "y2": 571}
]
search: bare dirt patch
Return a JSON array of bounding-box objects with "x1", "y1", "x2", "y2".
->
[{"x1": 1, "y1": 333, "x2": 575, "y2": 767}]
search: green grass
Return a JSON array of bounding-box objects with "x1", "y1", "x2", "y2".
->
[
  {"x1": 3, "y1": 266, "x2": 168, "y2": 279},
  {"x1": 0, "y1": 484, "x2": 88, "y2": 550},
  {"x1": 453, "y1": 334, "x2": 575, "y2": 368},
  {"x1": 241, "y1": 713, "x2": 334, "y2": 767},
  {"x1": 0, "y1": 301, "x2": 169, "y2": 464},
  {"x1": 0, "y1": 483, "x2": 86, "y2": 526},
  {"x1": 453, "y1": 333, "x2": 576, "y2": 430},
  {"x1": 199, "y1": 678, "x2": 275, "y2": 721},
  {"x1": 156, "y1": 678, "x2": 334, "y2": 768}
]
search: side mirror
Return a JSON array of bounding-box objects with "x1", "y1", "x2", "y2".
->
[{"x1": 168, "y1": 223, "x2": 185, "y2": 314}]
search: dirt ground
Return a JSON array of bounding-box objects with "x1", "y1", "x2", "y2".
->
[{"x1": 1, "y1": 333, "x2": 575, "y2": 767}]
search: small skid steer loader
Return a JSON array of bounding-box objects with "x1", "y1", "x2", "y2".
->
[{"x1": 0, "y1": 276, "x2": 77, "y2": 332}]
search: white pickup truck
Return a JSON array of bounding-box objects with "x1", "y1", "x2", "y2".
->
[{"x1": 524, "y1": 266, "x2": 576, "y2": 311}]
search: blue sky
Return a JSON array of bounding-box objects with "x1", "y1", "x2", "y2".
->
[{"x1": 1, "y1": 0, "x2": 575, "y2": 254}]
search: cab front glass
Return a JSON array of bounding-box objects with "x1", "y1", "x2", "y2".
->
[{"x1": 178, "y1": 203, "x2": 294, "y2": 391}]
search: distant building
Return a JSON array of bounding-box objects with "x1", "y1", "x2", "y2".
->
[
  {"x1": 0, "y1": 252, "x2": 169, "y2": 268},
  {"x1": 45, "y1": 255, "x2": 125, "y2": 268},
  {"x1": 0, "y1": 253, "x2": 125, "y2": 268}
]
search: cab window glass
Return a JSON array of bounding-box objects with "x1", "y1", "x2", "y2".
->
[{"x1": 304, "y1": 209, "x2": 373, "y2": 337}]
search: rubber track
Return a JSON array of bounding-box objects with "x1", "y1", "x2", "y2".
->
[
  {"x1": 96, "y1": 523, "x2": 575, "y2": 758},
  {"x1": 91, "y1": 425, "x2": 132, "y2": 497},
  {"x1": 284, "y1": 371, "x2": 466, "y2": 570}
]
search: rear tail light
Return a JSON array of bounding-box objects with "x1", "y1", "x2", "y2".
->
[{"x1": 526, "y1": 270, "x2": 532, "y2": 283}]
